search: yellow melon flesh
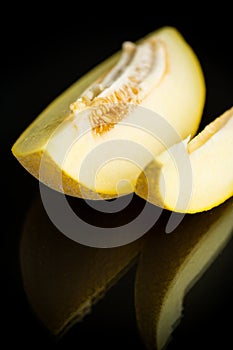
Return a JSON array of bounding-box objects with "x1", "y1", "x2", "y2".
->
[
  {"x1": 135, "y1": 197, "x2": 233, "y2": 350},
  {"x1": 12, "y1": 26, "x2": 205, "y2": 198},
  {"x1": 136, "y1": 107, "x2": 233, "y2": 213}
]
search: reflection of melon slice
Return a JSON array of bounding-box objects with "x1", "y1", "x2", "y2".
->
[
  {"x1": 20, "y1": 196, "x2": 143, "y2": 335},
  {"x1": 135, "y1": 197, "x2": 233, "y2": 350},
  {"x1": 136, "y1": 107, "x2": 233, "y2": 213},
  {"x1": 12, "y1": 26, "x2": 205, "y2": 198}
]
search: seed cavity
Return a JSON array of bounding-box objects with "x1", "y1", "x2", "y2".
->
[{"x1": 70, "y1": 37, "x2": 167, "y2": 135}]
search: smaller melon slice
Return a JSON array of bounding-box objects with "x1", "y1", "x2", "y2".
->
[{"x1": 136, "y1": 107, "x2": 233, "y2": 213}]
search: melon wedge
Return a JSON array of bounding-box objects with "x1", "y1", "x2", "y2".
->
[
  {"x1": 136, "y1": 107, "x2": 233, "y2": 213},
  {"x1": 135, "y1": 197, "x2": 233, "y2": 350},
  {"x1": 12, "y1": 26, "x2": 205, "y2": 199}
]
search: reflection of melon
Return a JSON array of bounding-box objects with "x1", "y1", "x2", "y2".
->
[
  {"x1": 12, "y1": 26, "x2": 205, "y2": 198},
  {"x1": 20, "y1": 196, "x2": 143, "y2": 335},
  {"x1": 135, "y1": 197, "x2": 233, "y2": 350},
  {"x1": 136, "y1": 107, "x2": 233, "y2": 213}
]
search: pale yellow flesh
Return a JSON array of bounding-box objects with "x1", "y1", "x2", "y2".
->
[
  {"x1": 136, "y1": 107, "x2": 233, "y2": 213},
  {"x1": 135, "y1": 197, "x2": 233, "y2": 350},
  {"x1": 12, "y1": 26, "x2": 205, "y2": 198}
]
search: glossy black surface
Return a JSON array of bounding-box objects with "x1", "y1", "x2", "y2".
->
[{"x1": 2, "y1": 6, "x2": 233, "y2": 349}]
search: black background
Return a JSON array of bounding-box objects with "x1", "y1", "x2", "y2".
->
[{"x1": 2, "y1": 4, "x2": 233, "y2": 349}]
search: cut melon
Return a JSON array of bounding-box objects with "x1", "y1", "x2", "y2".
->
[
  {"x1": 12, "y1": 26, "x2": 205, "y2": 198},
  {"x1": 136, "y1": 107, "x2": 233, "y2": 213}
]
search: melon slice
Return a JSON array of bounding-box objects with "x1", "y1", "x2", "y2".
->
[
  {"x1": 12, "y1": 26, "x2": 205, "y2": 199},
  {"x1": 136, "y1": 107, "x2": 233, "y2": 213}
]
